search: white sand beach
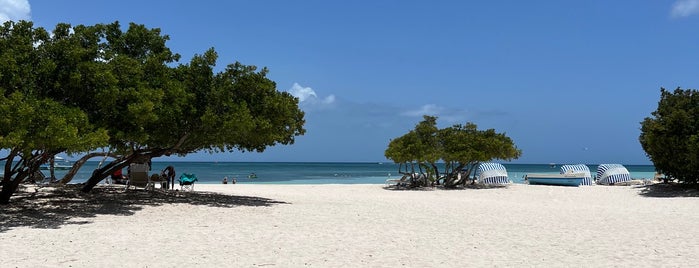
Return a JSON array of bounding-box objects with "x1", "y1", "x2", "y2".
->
[{"x1": 1, "y1": 183, "x2": 697, "y2": 267}]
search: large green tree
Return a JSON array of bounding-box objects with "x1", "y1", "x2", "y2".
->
[
  {"x1": 69, "y1": 22, "x2": 306, "y2": 192},
  {"x1": 27, "y1": 21, "x2": 307, "y2": 192},
  {"x1": 0, "y1": 20, "x2": 108, "y2": 204},
  {"x1": 640, "y1": 87, "x2": 699, "y2": 184},
  {"x1": 0, "y1": 20, "x2": 306, "y2": 203}
]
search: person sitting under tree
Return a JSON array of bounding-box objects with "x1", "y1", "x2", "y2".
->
[{"x1": 111, "y1": 169, "x2": 127, "y2": 185}]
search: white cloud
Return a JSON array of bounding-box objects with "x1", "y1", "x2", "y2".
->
[
  {"x1": 401, "y1": 104, "x2": 443, "y2": 117},
  {"x1": 671, "y1": 0, "x2": 699, "y2": 18},
  {"x1": 288, "y1": 83, "x2": 317, "y2": 102},
  {"x1": 287, "y1": 82, "x2": 335, "y2": 108},
  {"x1": 321, "y1": 94, "x2": 335, "y2": 105},
  {"x1": 0, "y1": 0, "x2": 30, "y2": 23},
  {"x1": 400, "y1": 104, "x2": 474, "y2": 123}
]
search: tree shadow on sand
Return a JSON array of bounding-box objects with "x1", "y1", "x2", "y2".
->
[
  {"x1": 0, "y1": 184, "x2": 289, "y2": 233},
  {"x1": 636, "y1": 183, "x2": 699, "y2": 198},
  {"x1": 383, "y1": 184, "x2": 508, "y2": 191}
]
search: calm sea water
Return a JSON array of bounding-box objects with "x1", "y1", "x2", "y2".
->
[{"x1": 29, "y1": 162, "x2": 658, "y2": 185}]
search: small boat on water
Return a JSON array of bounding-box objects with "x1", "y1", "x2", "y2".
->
[
  {"x1": 524, "y1": 172, "x2": 588, "y2": 187},
  {"x1": 40, "y1": 156, "x2": 73, "y2": 170}
]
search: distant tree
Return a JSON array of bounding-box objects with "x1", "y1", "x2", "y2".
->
[
  {"x1": 440, "y1": 123, "x2": 521, "y2": 188},
  {"x1": 640, "y1": 87, "x2": 699, "y2": 184},
  {"x1": 385, "y1": 116, "x2": 521, "y2": 189},
  {"x1": 385, "y1": 131, "x2": 419, "y2": 173},
  {"x1": 412, "y1": 116, "x2": 441, "y2": 183}
]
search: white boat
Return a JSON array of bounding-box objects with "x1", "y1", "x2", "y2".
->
[
  {"x1": 525, "y1": 172, "x2": 588, "y2": 186},
  {"x1": 40, "y1": 156, "x2": 73, "y2": 170}
]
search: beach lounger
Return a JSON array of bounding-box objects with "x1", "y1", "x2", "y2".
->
[
  {"x1": 386, "y1": 174, "x2": 411, "y2": 189},
  {"x1": 178, "y1": 173, "x2": 198, "y2": 191},
  {"x1": 385, "y1": 173, "x2": 427, "y2": 189}
]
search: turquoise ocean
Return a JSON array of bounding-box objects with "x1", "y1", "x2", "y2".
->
[{"x1": 34, "y1": 162, "x2": 657, "y2": 185}]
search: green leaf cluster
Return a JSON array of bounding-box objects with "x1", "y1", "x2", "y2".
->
[
  {"x1": 0, "y1": 92, "x2": 108, "y2": 155},
  {"x1": 640, "y1": 87, "x2": 699, "y2": 184}
]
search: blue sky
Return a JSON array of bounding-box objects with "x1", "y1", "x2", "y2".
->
[{"x1": 2, "y1": 1, "x2": 699, "y2": 164}]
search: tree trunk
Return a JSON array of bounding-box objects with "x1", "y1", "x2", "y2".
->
[
  {"x1": 430, "y1": 163, "x2": 440, "y2": 186},
  {"x1": 0, "y1": 180, "x2": 17, "y2": 205},
  {"x1": 80, "y1": 149, "x2": 168, "y2": 193},
  {"x1": 444, "y1": 163, "x2": 469, "y2": 188},
  {"x1": 59, "y1": 152, "x2": 118, "y2": 184},
  {"x1": 49, "y1": 157, "x2": 56, "y2": 181},
  {"x1": 0, "y1": 172, "x2": 27, "y2": 205},
  {"x1": 80, "y1": 159, "x2": 131, "y2": 193}
]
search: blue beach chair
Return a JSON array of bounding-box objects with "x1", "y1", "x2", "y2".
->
[{"x1": 178, "y1": 173, "x2": 198, "y2": 191}]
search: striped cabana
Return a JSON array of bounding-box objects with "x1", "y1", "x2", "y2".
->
[
  {"x1": 475, "y1": 162, "x2": 510, "y2": 184},
  {"x1": 595, "y1": 164, "x2": 631, "y2": 185},
  {"x1": 560, "y1": 164, "x2": 593, "y2": 186}
]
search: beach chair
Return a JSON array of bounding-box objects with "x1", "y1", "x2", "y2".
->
[
  {"x1": 178, "y1": 173, "x2": 198, "y2": 191},
  {"x1": 386, "y1": 174, "x2": 411, "y2": 189},
  {"x1": 125, "y1": 163, "x2": 152, "y2": 190},
  {"x1": 385, "y1": 173, "x2": 426, "y2": 189},
  {"x1": 31, "y1": 170, "x2": 48, "y2": 185},
  {"x1": 149, "y1": 174, "x2": 167, "y2": 190}
]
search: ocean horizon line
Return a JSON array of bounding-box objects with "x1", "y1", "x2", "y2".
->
[{"x1": 75, "y1": 160, "x2": 655, "y2": 166}]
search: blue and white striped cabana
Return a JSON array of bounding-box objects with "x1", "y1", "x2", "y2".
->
[
  {"x1": 596, "y1": 164, "x2": 631, "y2": 185},
  {"x1": 560, "y1": 164, "x2": 593, "y2": 185},
  {"x1": 475, "y1": 162, "x2": 510, "y2": 184}
]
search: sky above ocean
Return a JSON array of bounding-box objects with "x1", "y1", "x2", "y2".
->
[{"x1": 3, "y1": 0, "x2": 699, "y2": 164}]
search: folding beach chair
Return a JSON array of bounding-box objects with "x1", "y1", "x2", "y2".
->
[
  {"x1": 178, "y1": 173, "x2": 198, "y2": 191},
  {"x1": 126, "y1": 163, "x2": 152, "y2": 191}
]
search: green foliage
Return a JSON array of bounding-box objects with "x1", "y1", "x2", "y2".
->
[
  {"x1": 0, "y1": 92, "x2": 108, "y2": 155},
  {"x1": 385, "y1": 116, "x2": 521, "y2": 188},
  {"x1": 640, "y1": 87, "x2": 699, "y2": 184},
  {"x1": 0, "y1": 19, "x2": 306, "y2": 201}
]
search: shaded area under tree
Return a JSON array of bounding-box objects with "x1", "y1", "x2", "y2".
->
[
  {"x1": 636, "y1": 183, "x2": 699, "y2": 198},
  {"x1": 0, "y1": 185, "x2": 289, "y2": 233}
]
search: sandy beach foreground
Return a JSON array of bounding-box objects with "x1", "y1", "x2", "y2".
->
[{"x1": 1, "y1": 183, "x2": 697, "y2": 267}]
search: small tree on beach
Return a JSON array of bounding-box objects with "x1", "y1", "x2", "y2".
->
[
  {"x1": 385, "y1": 116, "x2": 521, "y2": 189},
  {"x1": 640, "y1": 87, "x2": 699, "y2": 184},
  {"x1": 413, "y1": 116, "x2": 441, "y2": 182},
  {"x1": 385, "y1": 116, "x2": 441, "y2": 187},
  {"x1": 440, "y1": 123, "x2": 521, "y2": 188}
]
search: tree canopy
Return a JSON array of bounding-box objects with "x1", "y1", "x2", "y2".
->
[
  {"x1": 0, "y1": 20, "x2": 306, "y2": 204},
  {"x1": 640, "y1": 87, "x2": 699, "y2": 184},
  {"x1": 385, "y1": 116, "x2": 521, "y2": 188}
]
